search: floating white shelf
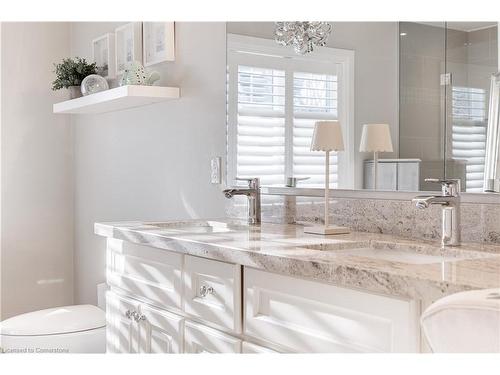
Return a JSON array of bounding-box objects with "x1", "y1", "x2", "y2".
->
[{"x1": 53, "y1": 85, "x2": 180, "y2": 114}]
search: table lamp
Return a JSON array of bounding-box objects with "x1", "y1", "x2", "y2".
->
[
  {"x1": 304, "y1": 121, "x2": 350, "y2": 235},
  {"x1": 359, "y1": 124, "x2": 393, "y2": 190}
]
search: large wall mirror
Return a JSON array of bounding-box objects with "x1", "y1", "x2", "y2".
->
[{"x1": 225, "y1": 22, "x2": 500, "y2": 195}]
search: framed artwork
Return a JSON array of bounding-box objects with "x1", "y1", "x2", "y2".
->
[
  {"x1": 115, "y1": 22, "x2": 143, "y2": 75},
  {"x1": 92, "y1": 33, "x2": 116, "y2": 79},
  {"x1": 143, "y1": 22, "x2": 175, "y2": 66}
]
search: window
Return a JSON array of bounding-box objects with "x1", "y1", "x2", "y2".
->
[
  {"x1": 451, "y1": 86, "x2": 487, "y2": 192},
  {"x1": 227, "y1": 35, "x2": 354, "y2": 189}
]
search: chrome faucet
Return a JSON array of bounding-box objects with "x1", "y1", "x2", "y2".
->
[
  {"x1": 412, "y1": 178, "x2": 461, "y2": 246},
  {"x1": 223, "y1": 177, "x2": 261, "y2": 225}
]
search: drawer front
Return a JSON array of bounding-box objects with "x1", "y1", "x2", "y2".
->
[
  {"x1": 138, "y1": 303, "x2": 184, "y2": 353},
  {"x1": 107, "y1": 238, "x2": 183, "y2": 310},
  {"x1": 184, "y1": 321, "x2": 241, "y2": 353},
  {"x1": 106, "y1": 291, "x2": 140, "y2": 353},
  {"x1": 184, "y1": 255, "x2": 241, "y2": 333},
  {"x1": 244, "y1": 268, "x2": 419, "y2": 353}
]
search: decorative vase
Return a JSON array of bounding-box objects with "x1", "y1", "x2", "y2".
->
[
  {"x1": 120, "y1": 61, "x2": 160, "y2": 86},
  {"x1": 68, "y1": 86, "x2": 82, "y2": 99}
]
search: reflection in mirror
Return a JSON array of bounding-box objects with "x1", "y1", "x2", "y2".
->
[
  {"x1": 225, "y1": 22, "x2": 500, "y2": 194},
  {"x1": 443, "y1": 22, "x2": 498, "y2": 192},
  {"x1": 484, "y1": 73, "x2": 500, "y2": 192},
  {"x1": 226, "y1": 22, "x2": 398, "y2": 191},
  {"x1": 226, "y1": 33, "x2": 354, "y2": 189}
]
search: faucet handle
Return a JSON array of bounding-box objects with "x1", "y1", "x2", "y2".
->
[
  {"x1": 236, "y1": 177, "x2": 260, "y2": 189},
  {"x1": 425, "y1": 178, "x2": 461, "y2": 196}
]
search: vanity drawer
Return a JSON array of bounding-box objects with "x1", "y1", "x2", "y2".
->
[
  {"x1": 184, "y1": 321, "x2": 241, "y2": 353},
  {"x1": 184, "y1": 255, "x2": 242, "y2": 333},
  {"x1": 244, "y1": 268, "x2": 419, "y2": 353},
  {"x1": 106, "y1": 238, "x2": 183, "y2": 311}
]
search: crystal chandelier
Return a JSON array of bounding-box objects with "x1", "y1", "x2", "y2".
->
[{"x1": 275, "y1": 22, "x2": 333, "y2": 55}]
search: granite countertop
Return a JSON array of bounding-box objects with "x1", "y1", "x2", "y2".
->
[{"x1": 95, "y1": 219, "x2": 500, "y2": 301}]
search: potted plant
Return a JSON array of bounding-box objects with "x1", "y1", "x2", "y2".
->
[{"x1": 52, "y1": 57, "x2": 98, "y2": 99}]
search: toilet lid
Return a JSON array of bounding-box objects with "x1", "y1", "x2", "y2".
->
[{"x1": 0, "y1": 305, "x2": 106, "y2": 336}]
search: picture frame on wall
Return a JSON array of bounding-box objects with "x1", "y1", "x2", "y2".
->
[
  {"x1": 92, "y1": 33, "x2": 116, "y2": 79},
  {"x1": 143, "y1": 22, "x2": 175, "y2": 66},
  {"x1": 115, "y1": 22, "x2": 143, "y2": 75}
]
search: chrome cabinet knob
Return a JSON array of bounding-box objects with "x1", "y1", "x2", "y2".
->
[
  {"x1": 134, "y1": 314, "x2": 146, "y2": 323},
  {"x1": 125, "y1": 309, "x2": 146, "y2": 322},
  {"x1": 199, "y1": 285, "x2": 214, "y2": 297}
]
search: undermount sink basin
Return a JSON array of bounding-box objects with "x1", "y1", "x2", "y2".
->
[
  {"x1": 144, "y1": 220, "x2": 249, "y2": 234},
  {"x1": 300, "y1": 241, "x2": 495, "y2": 265}
]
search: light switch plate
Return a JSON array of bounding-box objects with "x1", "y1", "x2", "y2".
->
[
  {"x1": 210, "y1": 157, "x2": 221, "y2": 184},
  {"x1": 440, "y1": 73, "x2": 451, "y2": 86}
]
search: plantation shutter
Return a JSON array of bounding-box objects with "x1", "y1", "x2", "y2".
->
[
  {"x1": 231, "y1": 60, "x2": 340, "y2": 187},
  {"x1": 236, "y1": 65, "x2": 286, "y2": 186},
  {"x1": 293, "y1": 72, "x2": 338, "y2": 187},
  {"x1": 451, "y1": 86, "x2": 487, "y2": 192}
]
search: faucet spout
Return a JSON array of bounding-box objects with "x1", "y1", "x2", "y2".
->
[
  {"x1": 412, "y1": 179, "x2": 461, "y2": 247},
  {"x1": 412, "y1": 195, "x2": 453, "y2": 209},
  {"x1": 223, "y1": 188, "x2": 255, "y2": 199},
  {"x1": 222, "y1": 178, "x2": 261, "y2": 225}
]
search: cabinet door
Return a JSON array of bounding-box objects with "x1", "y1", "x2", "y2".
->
[
  {"x1": 138, "y1": 304, "x2": 184, "y2": 353},
  {"x1": 106, "y1": 291, "x2": 140, "y2": 353},
  {"x1": 184, "y1": 321, "x2": 241, "y2": 353}
]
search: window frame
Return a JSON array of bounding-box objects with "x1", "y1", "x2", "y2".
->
[{"x1": 226, "y1": 34, "x2": 355, "y2": 188}]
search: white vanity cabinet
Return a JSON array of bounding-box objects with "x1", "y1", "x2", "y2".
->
[
  {"x1": 105, "y1": 238, "x2": 421, "y2": 353},
  {"x1": 106, "y1": 291, "x2": 184, "y2": 353}
]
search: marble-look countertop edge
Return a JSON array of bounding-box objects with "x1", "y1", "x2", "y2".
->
[{"x1": 94, "y1": 221, "x2": 500, "y2": 302}]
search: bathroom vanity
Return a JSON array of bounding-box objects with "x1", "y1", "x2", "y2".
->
[{"x1": 95, "y1": 220, "x2": 500, "y2": 353}]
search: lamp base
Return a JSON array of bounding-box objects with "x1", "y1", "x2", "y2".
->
[{"x1": 303, "y1": 225, "x2": 350, "y2": 235}]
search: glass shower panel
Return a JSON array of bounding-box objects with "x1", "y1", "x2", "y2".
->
[
  {"x1": 399, "y1": 22, "x2": 447, "y2": 191},
  {"x1": 445, "y1": 23, "x2": 498, "y2": 192}
]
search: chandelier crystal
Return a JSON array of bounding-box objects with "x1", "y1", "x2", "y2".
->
[{"x1": 274, "y1": 22, "x2": 333, "y2": 55}]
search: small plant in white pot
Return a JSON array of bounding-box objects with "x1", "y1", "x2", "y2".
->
[{"x1": 52, "y1": 57, "x2": 98, "y2": 99}]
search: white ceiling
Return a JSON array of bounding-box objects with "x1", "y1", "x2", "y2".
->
[{"x1": 417, "y1": 22, "x2": 497, "y2": 32}]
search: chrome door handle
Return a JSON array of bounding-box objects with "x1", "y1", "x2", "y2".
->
[{"x1": 199, "y1": 285, "x2": 214, "y2": 297}]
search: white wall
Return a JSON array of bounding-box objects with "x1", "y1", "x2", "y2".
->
[
  {"x1": 0, "y1": 22, "x2": 73, "y2": 319},
  {"x1": 227, "y1": 22, "x2": 399, "y2": 189},
  {"x1": 70, "y1": 22, "x2": 227, "y2": 305}
]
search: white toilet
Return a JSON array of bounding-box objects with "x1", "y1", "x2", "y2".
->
[
  {"x1": 421, "y1": 288, "x2": 500, "y2": 353},
  {"x1": 0, "y1": 305, "x2": 106, "y2": 353}
]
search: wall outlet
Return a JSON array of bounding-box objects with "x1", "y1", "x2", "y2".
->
[{"x1": 210, "y1": 157, "x2": 221, "y2": 184}]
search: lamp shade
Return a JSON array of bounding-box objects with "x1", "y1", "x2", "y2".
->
[
  {"x1": 310, "y1": 121, "x2": 345, "y2": 152},
  {"x1": 359, "y1": 123, "x2": 393, "y2": 152}
]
